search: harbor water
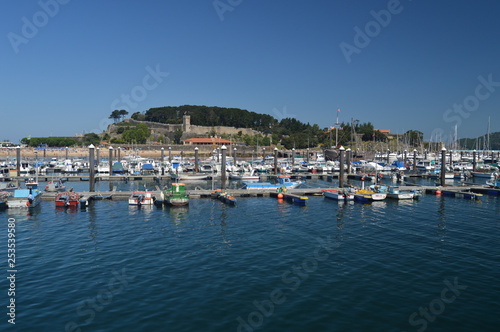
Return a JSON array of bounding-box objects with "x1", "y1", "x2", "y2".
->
[{"x1": 1, "y1": 178, "x2": 499, "y2": 331}]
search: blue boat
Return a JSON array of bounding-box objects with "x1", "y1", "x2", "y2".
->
[{"x1": 243, "y1": 175, "x2": 304, "y2": 190}]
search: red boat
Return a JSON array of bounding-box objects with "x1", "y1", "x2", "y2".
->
[{"x1": 55, "y1": 192, "x2": 80, "y2": 208}]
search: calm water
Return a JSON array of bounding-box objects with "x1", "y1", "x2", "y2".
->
[{"x1": 1, "y1": 178, "x2": 499, "y2": 332}]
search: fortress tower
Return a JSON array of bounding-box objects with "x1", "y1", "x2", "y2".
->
[{"x1": 182, "y1": 115, "x2": 191, "y2": 132}]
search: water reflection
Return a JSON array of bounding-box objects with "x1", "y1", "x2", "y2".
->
[{"x1": 168, "y1": 206, "x2": 189, "y2": 224}]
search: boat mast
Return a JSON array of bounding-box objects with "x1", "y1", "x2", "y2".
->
[{"x1": 335, "y1": 108, "x2": 340, "y2": 147}]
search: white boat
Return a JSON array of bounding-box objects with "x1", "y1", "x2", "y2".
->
[
  {"x1": 128, "y1": 191, "x2": 156, "y2": 206},
  {"x1": 171, "y1": 173, "x2": 209, "y2": 181},
  {"x1": 44, "y1": 180, "x2": 66, "y2": 192},
  {"x1": 416, "y1": 160, "x2": 435, "y2": 172},
  {"x1": 229, "y1": 169, "x2": 260, "y2": 181},
  {"x1": 386, "y1": 186, "x2": 415, "y2": 200},
  {"x1": 322, "y1": 189, "x2": 354, "y2": 201}
]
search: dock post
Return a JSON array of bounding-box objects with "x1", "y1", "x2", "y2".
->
[
  {"x1": 307, "y1": 148, "x2": 310, "y2": 163},
  {"x1": 386, "y1": 149, "x2": 390, "y2": 164},
  {"x1": 292, "y1": 148, "x2": 295, "y2": 167},
  {"x1": 43, "y1": 148, "x2": 46, "y2": 158},
  {"x1": 194, "y1": 147, "x2": 199, "y2": 173},
  {"x1": 346, "y1": 148, "x2": 351, "y2": 174},
  {"x1": 449, "y1": 149, "x2": 453, "y2": 168},
  {"x1": 233, "y1": 147, "x2": 237, "y2": 166},
  {"x1": 262, "y1": 147, "x2": 265, "y2": 161},
  {"x1": 161, "y1": 147, "x2": 164, "y2": 162},
  {"x1": 89, "y1": 144, "x2": 95, "y2": 192},
  {"x1": 65, "y1": 146, "x2": 68, "y2": 160},
  {"x1": 274, "y1": 147, "x2": 278, "y2": 174},
  {"x1": 108, "y1": 146, "x2": 113, "y2": 175},
  {"x1": 221, "y1": 145, "x2": 227, "y2": 189},
  {"x1": 440, "y1": 147, "x2": 446, "y2": 186},
  {"x1": 96, "y1": 147, "x2": 100, "y2": 166},
  {"x1": 404, "y1": 150, "x2": 407, "y2": 165},
  {"x1": 16, "y1": 146, "x2": 21, "y2": 177},
  {"x1": 339, "y1": 146, "x2": 345, "y2": 188},
  {"x1": 118, "y1": 147, "x2": 121, "y2": 161},
  {"x1": 473, "y1": 150, "x2": 477, "y2": 171},
  {"x1": 413, "y1": 149, "x2": 417, "y2": 171}
]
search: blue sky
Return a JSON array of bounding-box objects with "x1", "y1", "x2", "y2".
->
[{"x1": 2, "y1": 0, "x2": 500, "y2": 144}]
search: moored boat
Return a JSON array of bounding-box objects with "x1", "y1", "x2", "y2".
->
[
  {"x1": 8, "y1": 187, "x2": 43, "y2": 208},
  {"x1": 45, "y1": 179, "x2": 66, "y2": 192},
  {"x1": 218, "y1": 192, "x2": 236, "y2": 205},
  {"x1": 243, "y1": 175, "x2": 304, "y2": 190},
  {"x1": 353, "y1": 189, "x2": 386, "y2": 202},
  {"x1": 0, "y1": 191, "x2": 10, "y2": 210},
  {"x1": 386, "y1": 186, "x2": 415, "y2": 200},
  {"x1": 55, "y1": 192, "x2": 80, "y2": 208},
  {"x1": 322, "y1": 189, "x2": 354, "y2": 201},
  {"x1": 128, "y1": 191, "x2": 156, "y2": 206},
  {"x1": 164, "y1": 183, "x2": 190, "y2": 206},
  {"x1": 171, "y1": 173, "x2": 208, "y2": 181}
]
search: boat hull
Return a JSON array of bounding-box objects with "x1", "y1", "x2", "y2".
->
[{"x1": 322, "y1": 190, "x2": 354, "y2": 201}]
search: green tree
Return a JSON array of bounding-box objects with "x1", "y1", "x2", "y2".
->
[
  {"x1": 82, "y1": 133, "x2": 100, "y2": 146},
  {"x1": 109, "y1": 110, "x2": 121, "y2": 123},
  {"x1": 119, "y1": 109, "x2": 129, "y2": 121}
]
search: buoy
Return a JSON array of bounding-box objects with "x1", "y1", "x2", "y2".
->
[
  {"x1": 277, "y1": 193, "x2": 284, "y2": 199},
  {"x1": 435, "y1": 190, "x2": 441, "y2": 196}
]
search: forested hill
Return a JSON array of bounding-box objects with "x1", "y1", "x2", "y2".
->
[
  {"x1": 130, "y1": 104, "x2": 399, "y2": 149},
  {"x1": 132, "y1": 105, "x2": 276, "y2": 132},
  {"x1": 458, "y1": 132, "x2": 500, "y2": 150}
]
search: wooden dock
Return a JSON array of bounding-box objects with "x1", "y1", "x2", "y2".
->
[{"x1": 34, "y1": 183, "x2": 500, "y2": 202}]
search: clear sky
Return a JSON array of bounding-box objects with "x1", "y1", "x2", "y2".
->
[{"x1": 2, "y1": 0, "x2": 500, "y2": 144}]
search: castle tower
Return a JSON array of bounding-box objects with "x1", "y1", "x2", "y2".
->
[{"x1": 182, "y1": 115, "x2": 191, "y2": 132}]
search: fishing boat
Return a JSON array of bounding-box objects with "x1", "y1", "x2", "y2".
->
[
  {"x1": 55, "y1": 192, "x2": 80, "y2": 208},
  {"x1": 164, "y1": 183, "x2": 190, "y2": 206},
  {"x1": 243, "y1": 175, "x2": 304, "y2": 190},
  {"x1": 128, "y1": 191, "x2": 156, "y2": 206},
  {"x1": 8, "y1": 186, "x2": 43, "y2": 208},
  {"x1": 322, "y1": 189, "x2": 354, "y2": 201},
  {"x1": 353, "y1": 189, "x2": 386, "y2": 202},
  {"x1": 386, "y1": 186, "x2": 415, "y2": 200},
  {"x1": 45, "y1": 179, "x2": 66, "y2": 192}
]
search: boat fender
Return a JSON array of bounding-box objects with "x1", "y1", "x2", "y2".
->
[
  {"x1": 26, "y1": 201, "x2": 30, "y2": 207},
  {"x1": 277, "y1": 193, "x2": 283, "y2": 199}
]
